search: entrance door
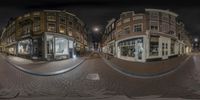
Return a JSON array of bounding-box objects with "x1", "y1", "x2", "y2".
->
[
  {"x1": 161, "y1": 38, "x2": 169, "y2": 59},
  {"x1": 33, "y1": 39, "x2": 38, "y2": 59},
  {"x1": 46, "y1": 35, "x2": 54, "y2": 60}
]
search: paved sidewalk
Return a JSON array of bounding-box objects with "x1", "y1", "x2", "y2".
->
[
  {"x1": 3, "y1": 54, "x2": 88, "y2": 76},
  {"x1": 101, "y1": 53, "x2": 190, "y2": 77}
]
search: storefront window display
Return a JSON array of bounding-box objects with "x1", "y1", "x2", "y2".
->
[
  {"x1": 119, "y1": 38, "x2": 143, "y2": 58},
  {"x1": 8, "y1": 47, "x2": 15, "y2": 54},
  {"x1": 55, "y1": 37, "x2": 68, "y2": 55},
  {"x1": 18, "y1": 39, "x2": 32, "y2": 54},
  {"x1": 149, "y1": 36, "x2": 159, "y2": 56},
  {"x1": 137, "y1": 39, "x2": 143, "y2": 60}
]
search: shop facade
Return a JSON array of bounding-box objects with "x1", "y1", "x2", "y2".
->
[
  {"x1": 44, "y1": 32, "x2": 74, "y2": 61},
  {"x1": 114, "y1": 34, "x2": 181, "y2": 62}
]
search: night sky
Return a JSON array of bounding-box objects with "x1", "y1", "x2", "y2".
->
[{"x1": 0, "y1": 0, "x2": 200, "y2": 40}]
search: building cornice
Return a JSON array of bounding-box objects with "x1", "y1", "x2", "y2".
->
[{"x1": 145, "y1": 8, "x2": 178, "y2": 17}]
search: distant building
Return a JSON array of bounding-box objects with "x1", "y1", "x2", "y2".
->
[
  {"x1": 102, "y1": 9, "x2": 191, "y2": 62},
  {"x1": 102, "y1": 18, "x2": 116, "y2": 55},
  {"x1": 0, "y1": 10, "x2": 88, "y2": 60}
]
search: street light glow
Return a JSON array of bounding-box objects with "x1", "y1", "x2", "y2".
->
[
  {"x1": 194, "y1": 38, "x2": 198, "y2": 42},
  {"x1": 93, "y1": 27, "x2": 99, "y2": 32}
]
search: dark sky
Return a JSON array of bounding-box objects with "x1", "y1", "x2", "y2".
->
[{"x1": 0, "y1": 0, "x2": 200, "y2": 39}]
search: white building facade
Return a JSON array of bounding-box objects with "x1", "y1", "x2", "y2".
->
[{"x1": 102, "y1": 9, "x2": 191, "y2": 62}]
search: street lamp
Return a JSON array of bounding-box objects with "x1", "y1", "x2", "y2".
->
[
  {"x1": 93, "y1": 27, "x2": 99, "y2": 32},
  {"x1": 194, "y1": 38, "x2": 198, "y2": 42}
]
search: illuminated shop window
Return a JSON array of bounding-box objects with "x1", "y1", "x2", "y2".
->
[
  {"x1": 55, "y1": 38, "x2": 69, "y2": 55},
  {"x1": 149, "y1": 36, "x2": 159, "y2": 56},
  {"x1": 119, "y1": 38, "x2": 143, "y2": 59},
  {"x1": 18, "y1": 39, "x2": 31, "y2": 54}
]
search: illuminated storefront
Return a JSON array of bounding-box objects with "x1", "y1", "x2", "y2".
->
[
  {"x1": 45, "y1": 33, "x2": 74, "y2": 60},
  {"x1": 18, "y1": 39, "x2": 32, "y2": 55},
  {"x1": 116, "y1": 36, "x2": 144, "y2": 62}
]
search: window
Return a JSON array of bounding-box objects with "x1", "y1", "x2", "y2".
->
[
  {"x1": 59, "y1": 24, "x2": 65, "y2": 33},
  {"x1": 33, "y1": 17, "x2": 40, "y2": 32},
  {"x1": 134, "y1": 24, "x2": 142, "y2": 32},
  {"x1": 123, "y1": 18, "x2": 130, "y2": 23},
  {"x1": 55, "y1": 38, "x2": 68, "y2": 55},
  {"x1": 162, "y1": 13, "x2": 169, "y2": 22},
  {"x1": 150, "y1": 21, "x2": 158, "y2": 31},
  {"x1": 33, "y1": 12, "x2": 40, "y2": 16},
  {"x1": 133, "y1": 16, "x2": 143, "y2": 20},
  {"x1": 171, "y1": 39, "x2": 175, "y2": 54},
  {"x1": 149, "y1": 36, "x2": 159, "y2": 56},
  {"x1": 68, "y1": 28, "x2": 73, "y2": 36},
  {"x1": 47, "y1": 14, "x2": 56, "y2": 21},
  {"x1": 18, "y1": 39, "x2": 32, "y2": 54},
  {"x1": 161, "y1": 22, "x2": 169, "y2": 33},
  {"x1": 59, "y1": 16, "x2": 66, "y2": 24},
  {"x1": 46, "y1": 35, "x2": 53, "y2": 54},
  {"x1": 119, "y1": 38, "x2": 143, "y2": 58},
  {"x1": 47, "y1": 23, "x2": 56, "y2": 32},
  {"x1": 150, "y1": 12, "x2": 159, "y2": 20},
  {"x1": 22, "y1": 24, "x2": 31, "y2": 34},
  {"x1": 124, "y1": 27, "x2": 130, "y2": 34}
]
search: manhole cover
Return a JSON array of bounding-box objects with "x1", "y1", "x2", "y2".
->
[{"x1": 86, "y1": 73, "x2": 100, "y2": 80}]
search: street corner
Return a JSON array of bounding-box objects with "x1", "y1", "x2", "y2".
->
[
  {"x1": 102, "y1": 54, "x2": 191, "y2": 78},
  {"x1": 5, "y1": 56, "x2": 86, "y2": 76}
]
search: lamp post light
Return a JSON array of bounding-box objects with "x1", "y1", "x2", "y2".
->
[
  {"x1": 93, "y1": 27, "x2": 99, "y2": 32},
  {"x1": 194, "y1": 38, "x2": 198, "y2": 42}
]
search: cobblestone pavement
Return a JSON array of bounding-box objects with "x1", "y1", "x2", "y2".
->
[{"x1": 0, "y1": 53, "x2": 200, "y2": 99}]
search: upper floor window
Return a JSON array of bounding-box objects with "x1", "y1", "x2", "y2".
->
[
  {"x1": 133, "y1": 16, "x2": 143, "y2": 21},
  {"x1": 150, "y1": 21, "x2": 159, "y2": 31},
  {"x1": 47, "y1": 14, "x2": 56, "y2": 22},
  {"x1": 150, "y1": 12, "x2": 159, "y2": 20},
  {"x1": 47, "y1": 23, "x2": 56, "y2": 32},
  {"x1": 59, "y1": 24, "x2": 65, "y2": 34},
  {"x1": 33, "y1": 17, "x2": 40, "y2": 32},
  {"x1": 123, "y1": 18, "x2": 131, "y2": 23},
  {"x1": 22, "y1": 24, "x2": 31, "y2": 34},
  {"x1": 33, "y1": 12, "x2": 40, "y2": 16},
  {"x1": 59, "y1": 16, "x2": 66, "y2": 24},
  {"x1": 133, "y1": 24, "x2": 142, "y2": 32},
  {"x1": 162, "y1": 13, "x2": 169, "y2": 22},
  {"x1": 124, "y1": 26, "x2": 130, "y2": 34}
]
